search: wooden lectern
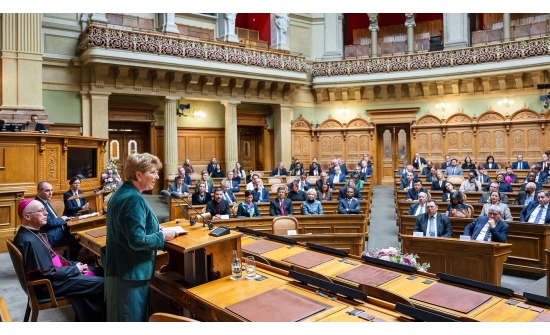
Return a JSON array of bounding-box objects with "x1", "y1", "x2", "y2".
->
[{"x1": 400, "y1": 235, "x2": 512, "y2": 286}]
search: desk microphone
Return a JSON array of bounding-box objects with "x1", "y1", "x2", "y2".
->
[
  {"x1": 171, "y1": 191, "x2": 213, "y2": 230},
  {"x1": 160, "y1": 190, "x2": 196, "y2": 226},
  {"x1": 77, "y1": 174, "x2": 99, "y2": 193}
]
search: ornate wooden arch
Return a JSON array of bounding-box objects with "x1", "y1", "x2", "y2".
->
[
  {"x1": 416, "y1": 113, "x2": 442, "y2": 125},
  {"x1": 477, "y1": 110, "x2": 505, "y2": 123},
  {"x1": 510, "y1": 108, "x2": 541, "y2": 121},
  {"x1": 445, "y1": 113, "x2": 473, "y2": 124},
  {"x1": 346, "y1": 117, "x2": 371, "y2": 128},
  {"x1": 318, "y1": 117, "x2": 344, "y2": 129},
  {"x1": 291, "y1": 115, "x2": 313, "y2": 130}
]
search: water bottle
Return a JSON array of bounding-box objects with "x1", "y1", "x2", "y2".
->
[{"x1": 230, "y1": 250, "x2": 242, "y2": 280}]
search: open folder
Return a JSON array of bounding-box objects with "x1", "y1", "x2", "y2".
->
[{"x1": 162, "y1": 226, "x2": 187, "y2": 236}]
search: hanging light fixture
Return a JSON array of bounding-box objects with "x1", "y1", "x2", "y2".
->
[
  {"x1": 497, "y1": 97, "x2": 514, "y2": 108},
  {"x1": 435, "y1": 102, "x2": 450, "y2": 112}
]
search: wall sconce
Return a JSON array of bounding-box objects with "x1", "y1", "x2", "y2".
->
[
  {"x1": 175, "y1": 102, "x2": 206, "y2": 118},
  {"x1": 497, "y1": 97, "x2": 514, "y2": 108},
  {"x1": 435, "y1": 102, "x2": 450, "y2": 112},
  {"x1": 191, "y1": 109, "x2": 206, "y2": 118},
  {"x1": 336, "y1": 107, "x2": 350, "y2": 116}
]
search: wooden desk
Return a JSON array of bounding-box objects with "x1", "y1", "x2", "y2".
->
[
  {"x1": 66, "y1": 214, "x2": 106, "y2": 235},
  {"x1": 396, "y1": 190, "x2": 519, "y2": 204},
  {"x1": 400, "y1": 235, "x2": 512, "y2": 285}
]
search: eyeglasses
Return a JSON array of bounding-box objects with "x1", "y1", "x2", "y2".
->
[
  {"x1": 27, "y1": 208, "x2": 47, "y2": 215},
  {"x1": 147, "y1": 170, "x2": 159, "y2": 177}
]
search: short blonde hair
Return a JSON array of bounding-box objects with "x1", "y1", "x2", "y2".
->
[
  {"x1": 124, "y1": 153, "x2": 162, "y2": 181},
  {"x1": 306, "y1": 189, "x2": 317, "y2": 196}
]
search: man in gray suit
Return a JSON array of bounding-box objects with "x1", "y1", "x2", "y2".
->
[
  {"x1": 413, "y1": 200, "x2": 453, "y2": 237},
  {"x1": 445, "y1": 159, "x2": 463, "y2": 176}
]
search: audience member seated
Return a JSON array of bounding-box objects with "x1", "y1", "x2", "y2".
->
[
  {"x1": 183, "y1": 158, "x2": 194, "y2": 174},
  {"x1": 235, "y1": 162, "x2": 246, "y2": 180},
  {"x1": 412, "y1": 152, "x2": 427, "y2": 169},
  {"x1": 14, "y1": 199, "x2": 105, "y2": 322},
  {"x1": 289, "y1": 158, "x2": 299, "y2": 172},
  {"x1": 358, "y1": 159, "x2": 372, "y2": 177},
  {"x1": 397, "y1": 161, "x2": 410, "y2": 177},
  {"x1": 413, "y1": 200, "x2": 453, "y2": 237},
  {"x1": 425, "y1": 166, "x2": 438, "y2": 183},
  {"x1": 270, "y1": 162, "x2": 288, "y2": 177},
  {"x1": 484, "y1": 155, "x2": 498, "y2": 169},
  {"x1": 207, "y1": 157, "x2": 217, "y2": 176},
  {"x1": 167, "y1": 176, "x2": 191, "y2": 204},
  {"x1": 35, "y1": 181, "x2": 81, "y2": 261},
  {"x1": 246, "y1": 168, "x2": 254, "y2": 185},
  {"x1": 63, "y1": 177, "x2": 89, "y2": 217},
  {"x1": 288, "y1": 172, "x2": 310, "y2": 192},
  {"x1": 301, "y1": 189, "x2": 323, "y2": 215},
  {"x1": 445, "y1": 159, "x2": 463, "y2": 176},
  {"x1": 287, "y1": 181, "x2": 307, "y2": 202},
  {"x1": 421, "y1": 161, "x2": 434, "y2": 176},
  {"x1": 512, "y1": 154, "x2": 530, "y2": 170},
  {"x1": 505, "y1": 166, "x2": 519, "y2": 183},
  {"x1": 337, "y1": 180, "x2": 363, "y2": 200},
  {"x1": 290, "y1": 162, "x2": 305, "y2": 176},
  {"x1": 400, "y1": 172, "x2": 416, "y2": 191},
  {"x1": 236, "y1": 191, "x2": 261, "y2": 217},
  {"x1": 330, "y1": 166, "x2": 346, "y2": 183},
  {"x1": 177, "y1": 166, "x2": 191, "y2": 186},
  {"x1": 357, "y1": 154, "x2": 372, "y2": 168},
  {"x1": 479, "y1": 182, "x2": 509, "y2": 204},
  {"x1": 337, "y1": 158, "x2": 348, "y2": 177},
  {"x1": 316, "y1": 172, "x2": 335, "y2": 190},
  {"x1": 430, "y1": 170, "x2": 447, "y2": 191},
  {"x1": 220, "y1": 180, "x2": 237, "y2": 205},
  {"x1": 346, "y1": 173, "x2": 364, "y2": 190},
  {"x1": 462, "y1": 156, "x2": 476, "y2": 170},
  {"x1": 440, "y1": 155, "x2": 452, "y2": 170},
  {"x1": 483, "y1": 173, "x2": 512, "y2": 192},
  {"x1": 195, "y1": 170, "x2": 214, "y2": 193},
  {"x1": 27, "y1": 114, "x2": 47, "y2": 131},
  {"x1": 252, "y1": 179, "x2": 270, "y2": 203},
  {"x1": 408, "y1": 192, "x2": 428, "y2": 216},
  {"x1": 226, "y1": 170, "x2": 241, "y2": 193},
  {"x1": 269, "y1": 187, "x2": 293, "y2": 216},
  {"x1": 316, "y1": 182, "x2": 333, "y2": 201},
  {"x1": 520, "y1": 190, "x2": 550, "y2": 223},
  {"x1": 459, "y1": 171, "x2": 481, "y2": 192},
  {"x1": 400, "y1": 164, "x2": 417, "y2": 181},
  {"x1": 246, "y1": 173, "x2": 259, "y2": 191},
  {"x1": 476, "y1": 165, "x2": 491, "y2": 184},
  {"x1": 538, "y1": 153, "x2": 550, "y2": 173},
  {"x1": 337, "y1": 188, "x2": 361, "y2": 214},
  {"x1": 309, "y1": 161, "x2": 322, "y2": 176},
  {"x1": 480, "y1": 191, "x2": 513, "y2": 221},
  {"x1": 514, "y1": 182, "x2": 538, "y2": 206},
  {"x1": 328, "y1": 159, "x2": 340, "y2": 175},
  {"x1": 406, "y1": 179, "x2": 427, "y2": 201},
  {"x1": 521, "y1": 171, "x2": 543, "y2": 192},
  {"x1": 531, "y1": 164, "x2": 548, "y2": 184},
  {"x1": 463, "y1": 205, "x2": 509, "y2": 242},
  {"x1": 441, "y1": 182, "x2": 457, "y2": 202},
  {"x1": 206, "y1": 188, "x2": 230, "y2": 220},
  {"x1": 445, "y1": 191, "x2": 469, "y2": 217},
  {"x1": 191, "y1": 181, "x2": 212, "y2": 205},
  {"x1": 211, "y1": 163, "x2": 225, "y2": 178}
]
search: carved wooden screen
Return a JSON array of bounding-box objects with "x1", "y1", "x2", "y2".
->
[{"x1": 291, "y1": 117, "x2": 314, "y2": 166}]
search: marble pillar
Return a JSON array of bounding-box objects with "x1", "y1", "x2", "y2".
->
[
  {"x1": 322, "y1": 13, "x2": 343, "y2": 60},
  {"x1": 272, "y1": 104, "x2": 293, "y2": 165},
  {"x1": 221, "y1": 100, "x2": 239, "y2": 173},
  {"x1": 90, "y1": 92, "x2": 111, "y2": 162},
  {"x1": 163, "y1": 97, "x2": 179, "y2": 175},
  {"x1": 405, "y1": 13, "x2": 415, "y2": 54},
  {"x1": 216, "y1": 13, "x2": 239, "y2": 43},
  {"x1": 80, "y1": 92, "x2": 91, "y2": 136},
  {"x1": 271, "y1": 13, "x2": 290, "y2": 51},
  {"x1": 367, "y1": 13, "x2": 379, "y2": 57},
  {"x1": 158, "y1": 13, "x2": 179, "y2": 34},
  {"x1": 503, "y1": 13, "x2": 511, "y2": 42},
  {"x1": 443, "y1": 13, "x2": 469, "y2": 49}
]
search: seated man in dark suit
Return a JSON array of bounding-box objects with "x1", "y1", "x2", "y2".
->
[
  {"x1": 358, "y1": 159, "x2": 372, "y2": 177},
  {"x1": 463, "y1": 205, "x2": 509, "y2": 242},
  {"x1": 329, "y1": 166, "x2": 346, "y2": 183},
  {"x1": 63, "y1": 177, "x2": 89, "y2": 217},
  {"x1": 537, "y1": 154, "x2": 550, "y2": 173},
  {"x1": 27, "y1": 114, "x2": 47, "y2": 131},
  {"x1": 413, "y1": 200, "x2": 453, "y2": 237},
  {"x1": 440, "y1": 155, "x2": 452, "y2": 170},
  {"x1": 512, "y1": 154, "x2": 530, "y2": 170},
  {"x1": 207, "y1": 157, "x2": 217, "y2": 176},
  {"x1": 177, "y1": 166, "x2": 191, "y2": 186},
  {"x1": 337, "y1": 179, "x2": 363, "y2": 200},
  {"x1": 288, "y1": 172, "x2": 310, "y2": 192},
  {"x1": 400, "y1": 172, "x2": 415, "y2": 191},
  {"x1": 397, "y1": 161, "x2": 409, "y2": 177},
  {"x1": 270, "y1": 162, "x2": 288, "y2": 177},
  {"x1": 167, "y1": 175, "x2": 191, "y2": 205},
  {"x1": 269, "y1": 186, "x2": 293, "y2": 216},
  {"x1": 226, "y1": 170, "x2": 241, "y2": 193},
  {"x1": 421, "y1": 161, "x2": 434, "y2": 176},
  {"x1": 483, "y1": 173, "x2": 512, "y2": 192},
  {"x1": 514, "y1": 182, "x2": 538, "y2": 206},
  {"x1": 337, "y1": 188, "x2": 361, "y2": 214},
  {"x1": 252, "y1": 179, "x2": 270, "y2": 203},
  {"x1": 400, "y1": 164, "x2": 418, "y2": 182},
  {"x1": 520, "y1": 190, "x2": 550, "y2": 224},
  {"x1": 479, "y1": 182, "x2": 509, "y2": 204},
  {"x1": 521, "y1": 171, "x2": 543, "y2": 191},
  {"x1": 412, "y1": 152, "x2": 427, "y2": 169},
  {"x1": 475, "y1": 165, "x2": 491, "y2": 184},
  {"x1": 405, "y1": 179, "x2": 428, "y2": 201},
  {"x1": 408, "y1": 192, "x2": 428, "y2": 216},
  {"x1": 315, "y1": 172, "x2": 334, "y2": 190},
  {"x1": 531, "y1": 164, "x2": 548, "y2": 184},
  {"x1": 206, "y1": 188, "x2": 231, "y2": 220},
  {"x1": 35, "y1": 181, "x2": 81, "y2": 260},
  {"x1": 220, "y1": 180, "x2": 237, "y2": 205}
]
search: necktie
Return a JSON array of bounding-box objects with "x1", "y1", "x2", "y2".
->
[
  {"x1": 452, "y1": 167, "x2": 456, "y2": 174},
  {"x1": 534, "y1": 206, "x2": 544, "y2": 224},
  {"x1": 429, "y1": 216, "x2": 435, "y2": 237},
  {"x1": 348, "y1": 199, "x2": 352, "y2": 209},
  {"x1": 280, "y1": 201, "x2": 285, "y2": 216},
  {"x1": 483, "y1": 224, "x2": 492, "y2": 241},
  {"x1": 74, "y1": 192, "x2": 81, "y2": 206}
]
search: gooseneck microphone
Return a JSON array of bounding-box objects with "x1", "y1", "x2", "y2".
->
[
  {"x1": 160, "y1": 190, "x2": 196, "y2": 226},
  {"x1": 77, "y1": 174, "x2": 99, "y2": 193},
  {"x1": 171, "y1": 191, "x2": 213, "y2": 230}
]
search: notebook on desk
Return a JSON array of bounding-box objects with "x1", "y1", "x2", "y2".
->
[
  {"x1": 86, "y1": 227, "x2": 107, "y2": 238},
  {"x1": 242, "y1": 240, "x2": 283, "y2": 254},
  {"x1": 336, "y1": 264, "x2": 400, "y2": 287},
  {"x1": 409, "y1": 282, "x2": 492, "y2": 314},
  {"x1": 281, "y1": 251, "x2": 334, "y2": 269}
]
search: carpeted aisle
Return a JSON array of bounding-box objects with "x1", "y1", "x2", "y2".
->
[{"x1": 366, "y1": 185, "x2": 400, "y2": 251}]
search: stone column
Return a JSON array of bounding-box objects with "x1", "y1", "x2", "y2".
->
[
  {"x1": 80, "y1": 92, "x2": 91, "y2": 136},
  {"x1": 367, "y1": 13, "x2": 379, "y2": 57},
  {"x1": 443, "y1": 13, "x2": 469, "y2": 49},
  {"x1": 216, "y1": 13, "x2": 239, "y2": 43},
  {"x1": 272, "y1": 104, "x2": 293, "y2": 165},
  {"x1": 503, "y1": 13, "x2": 511, "y2": 42},
  {"x1": 322, "y1": 13, "x2": 343, "y2": 60},
  {"x1": 163, "y1": 97, "x2": 179, "y2": 175},
  {"x1": 0, "y1": 13, "x2": 45, "y2": 122},
  {"x1": 89, "y1": 13, "x2": 108, "y2": 24},
  {"x1": 221, "y1": 100, "x2": 240, "y2": 173},
  {"x1": 158, "y1": 13, "x2": 179, "y2": 34},
  {"x1": 405, "y1": 13, "x2": 416, "y2": 54},
  {"x1": 270, "y1": 13, "x2": 290, "y2": 51},
  {"x1": 90, "y1": 92, "x2": 111, "y2": 162}
]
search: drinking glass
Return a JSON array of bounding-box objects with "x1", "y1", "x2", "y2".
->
[{"x1": 245, "y1": 256, "x2": 256, "y2": 280}]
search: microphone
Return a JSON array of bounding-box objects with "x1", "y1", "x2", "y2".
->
[
  {"x1": 160, "y1": 190, "x2": 196, "y2": 226},
  {"x1": 171, "y1": 191, "x2": 213, "y2": 230},
  {"x1": 77, "y1": 174, "x2": 99, "y2": 193}
]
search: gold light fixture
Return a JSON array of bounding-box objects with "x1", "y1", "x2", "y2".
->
[
  {"x1": 435, "y1": 102, "x2": 450, "y2": 111},
  {"x1": 176, "y1": 101, "x2": 206, "y2": 118},
  {"x1": 497, "y1": 97, "x2": 514, "y2": 108},
  {"x1": 191, "y1": 109, "x2": 206, "y2": 118}
]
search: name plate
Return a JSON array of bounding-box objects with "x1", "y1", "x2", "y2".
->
[
  {"x1": 287, "y1": 230, "x2": 297, "y2": 235},
  {"x1": 220, "y1": 214, "x2": 230, "y2": 220},
  {"x1": 459, "y1": 235, "x2": 471, "y2": 241},
  {"x1": 413, "y1": 232, "x2": 424, "y2": 237}
]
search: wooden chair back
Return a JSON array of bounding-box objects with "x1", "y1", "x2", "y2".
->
[
  {"x1": 446, "y1": 175, "x2": 464, "y2": 186},
  {"x1": 270, "y1": 183, "x2": 287, "y2": 193},
  {"x1": 0, "y1": 297, "x2": 11, "y2": 322},
  {"x1": 252, "y1": 171, "x2": 264, "y2": 177},
  {"x1": 307, "y1": 176, "x2": 320, "y2": 185},
  {"x1": 149, "y1": 312, "x2": 199, "y2": 322},
  {"x1": 231, "y1": 204, "x2": 239, "y2": 217},
  {"x1": 189, "y1": 173, "x2": 201, "y2": 181},
  {"x1": 466, "y1": 204, "x2": 474, "y2": 218},
  {"x1": 267, "y1": 177, "x2": 283, "y2": 185},
  {"x1": 285, "y1": 176, "x2": 298, "y2": 184},
  {"x1": 6, "y1": 239, "x2": 71, "y2": 322},
  {"x1": 272, "y1": 216, "x2": 298, "y2": 235}
]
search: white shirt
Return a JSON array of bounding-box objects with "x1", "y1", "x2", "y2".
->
[
  {"x1": 476, "y1": 223, "x2": 491, "y2": 241},
  {"x1": 246, "y1": 182, "x2": 255, "y2": 191},
  {"x1": 415, "y1": 204, "x2": 426, "y2": 216},
  {"x1": 528, "y1": 204, "x2": 547, "y2": 224}
]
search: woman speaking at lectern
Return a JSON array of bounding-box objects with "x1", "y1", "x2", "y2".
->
[{"x1": 105, "y1": 153, "x2": 176, "y2": 321}]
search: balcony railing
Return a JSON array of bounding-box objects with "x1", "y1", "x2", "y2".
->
[{"x1": 78, "y1": 25, "x2": 307, "y2": 74}]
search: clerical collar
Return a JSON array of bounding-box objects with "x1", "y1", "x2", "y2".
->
[{"x1": 20, "y1": 224, "x2": 40, "y2": 232}]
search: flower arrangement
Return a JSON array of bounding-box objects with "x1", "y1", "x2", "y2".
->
[
  {"x1": 101, "y1": 160, "x2": 123, "y2": 192},
  {"x1": 362, "y1": 247, "x2": 430, "y2": 272}
]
